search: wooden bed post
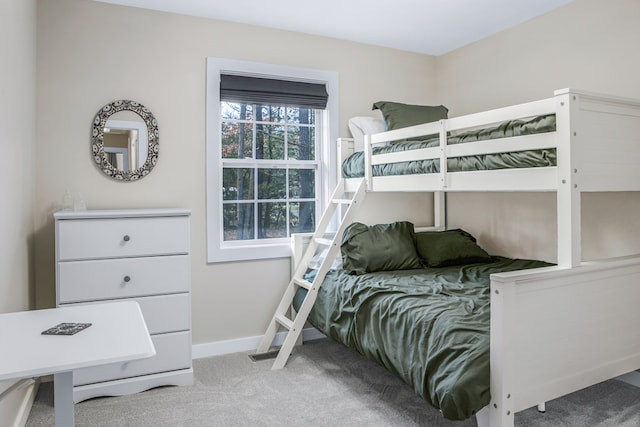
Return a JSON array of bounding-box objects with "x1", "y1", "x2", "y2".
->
[
  {"x1": 364, "y1": 134, "x2": 373, "y2": 191},
  {"x1": 434, "y1": 117, "x2": 447, "y2": 230},
  {"x1": 336, "y1": 138, "x2": 354, "y2": 178},
  {"x1": 488, "y1": 279, "x2": 517, "y2": 427},
  {"x1": 434, "y1": 192, "x2": 446, "y2": 228},
  {"x1": 554, "y1": 90, "x2": 581, "y2": 268},
  {"x1": 438, "y1": 118, "x2": 448, "y2": 189}
]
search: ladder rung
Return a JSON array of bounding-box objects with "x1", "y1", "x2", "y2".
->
[
  {"x1": 314, "y1": 237, "x2": 333, "y2": 246},
  {"x1": 274, "y1": 314, "x2": 293, "y2": 330},
  {"x1": 332, "y1": 198, "x2": 352, "y2": 205},
  {"x1": 294, "y1": 278, "x2": 313, "y2": 290}
]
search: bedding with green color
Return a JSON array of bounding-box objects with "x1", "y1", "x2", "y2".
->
[
  {"x1": 372, "y1": 101, "x2": 449, "y2": 137},
  {"x1": 341, "y1": 221, "x2": 423, "y2": 274},
  {"x1": 342, "y1": 114, "x2": 556, "y2": 178},
  {"x1": 295, "y1": 257, "x2": 552, "y2": 420},
  {"x1": 414, "y1": 228, "x2": 492, "y2": 267}
]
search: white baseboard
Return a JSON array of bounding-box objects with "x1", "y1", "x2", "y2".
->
[{"x1": 192, "y1": 327, "x2": 325, "y2": 360}]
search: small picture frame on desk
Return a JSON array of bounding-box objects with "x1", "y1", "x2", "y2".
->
[{"x1": 41, "y1": 323, "x2": 92, "y2": 336}]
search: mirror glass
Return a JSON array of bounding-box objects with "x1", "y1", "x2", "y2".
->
[{"x1": 91, "y1": 100, "x2": 159, "y2": 181}]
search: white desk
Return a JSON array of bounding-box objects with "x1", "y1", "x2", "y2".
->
[{"x1": 0, "y1": 301, "x2": 155, "y2": 426}]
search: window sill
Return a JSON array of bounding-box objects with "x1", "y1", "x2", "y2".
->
[{"x1": 207, "y1": 241, "x2": 292, "y2": 263}]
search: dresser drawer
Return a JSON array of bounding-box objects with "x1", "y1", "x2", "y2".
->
[
  {"x1": 73, "y1": 331, "x2": 192, "y2": 386},
  {"x1": 58, "y1": 255, "x2": 190, "y2": 303},
  {"x1": 57, "y1": 216, "x2": 189, "y2": 261},
  {"x1": 136, "y1": 294, "x2": 191, "y2": 334},
  {"x1": 63, "y1": 294, "x2": 191, "y2": 335}
]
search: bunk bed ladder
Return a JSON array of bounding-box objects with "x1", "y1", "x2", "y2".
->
[{"x1": 255, "y1": 178, "x2": 366, "y2": 370}]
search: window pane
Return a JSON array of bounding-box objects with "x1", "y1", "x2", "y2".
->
[
  {"x1": 221, "y1": 102, "x2": 253, "y2": 121},
  {"x1": 223, "y1": 202, "x2": 255, "y2": 241},
  {"x1": 258, "y1": 168, "x2": 286, "y2": 200},
  {"x1": 287, "y1": 126, "x2": 315, "y2": 160},
  {"x1": 290, "y1": 201, "x2": 315, "y2": 234},
  {"x1": 221, "y1": 122, "x2": 253, "y2": 159},
  {"x1": 223, "y1": 168, "x2": 254, "y2": 200},
  {"x1": 258, "y1": 105, "x2": 285, "y2": 123},
  {"x1": 258, "y1": 202, "x2": 287, "y2": 238},
  {"x1": 256, "y1": 124, "x2": 285, "y2": 160},
  {"x1": 287, "y1": 107, "x2": 314, "y2": 125},
  {"x1": 289, "y1": 169, "x2": 315, "y2": 199}
]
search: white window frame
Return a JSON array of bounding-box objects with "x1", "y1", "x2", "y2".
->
[{"x1": 206, "y1": 58, "x2": 339, "y2": 263}]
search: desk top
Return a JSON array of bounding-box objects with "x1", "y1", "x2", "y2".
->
[{"x1": 0, "y1": 301, "x2": 156, "y2": 381}]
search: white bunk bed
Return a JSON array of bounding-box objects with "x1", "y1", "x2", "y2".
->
[{"x1": 259, "y1": 89, "x2": 640, "y2": 427}]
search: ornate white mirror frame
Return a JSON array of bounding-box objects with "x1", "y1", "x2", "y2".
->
[{"x1": 91, "y1": 100, "x2": 159, "y2": 181}]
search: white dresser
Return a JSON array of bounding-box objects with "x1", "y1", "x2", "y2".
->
[{"x1": 54, "y1": 208, "x2": 193, "y2": 402}]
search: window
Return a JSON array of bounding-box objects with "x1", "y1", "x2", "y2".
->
[
  {"x1": 206, "y1": 58, "x2": 339, "y2": 262},
  {"x1": 220, "y1": 102, "x2": 318, "y2": 241}
]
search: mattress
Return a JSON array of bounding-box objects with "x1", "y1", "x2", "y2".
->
[
  {"x1": 342, "y1": 114, "x2": 557, "y2": 178},
  {"x1": 295, "y1": 257, "x2": 552, "y2": 420}
]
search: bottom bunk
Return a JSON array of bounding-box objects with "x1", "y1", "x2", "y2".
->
[
  {"x1": 291, "y1": 221, "x2": 640, "y2": 426},
  {"x1": 294, "y1": 223, "x2": 551, "y2": 420}
]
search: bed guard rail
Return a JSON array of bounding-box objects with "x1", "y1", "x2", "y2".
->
[{"x1": 361, "y1": 95, "x2": 564, "y2": 191}]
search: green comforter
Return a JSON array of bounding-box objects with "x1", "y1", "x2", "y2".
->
[
  {"x1": 296, "y1": 257, "x2": 552, "y2": 420},
  {"x1": 342, "y1": 114, "x2": 556, "y2": 178}
]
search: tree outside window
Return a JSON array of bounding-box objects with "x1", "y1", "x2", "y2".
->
[{"x1": 221, "y1": 102, "x2": 317, "y2": 242}]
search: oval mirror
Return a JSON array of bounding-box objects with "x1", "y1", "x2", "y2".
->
[{"x1": 91, "y1": 100, "x2": 159, "y2": 181}]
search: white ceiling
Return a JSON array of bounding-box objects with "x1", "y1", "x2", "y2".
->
[{"x1": 95, "y1": 0, "x2": 574, "y2": 55}]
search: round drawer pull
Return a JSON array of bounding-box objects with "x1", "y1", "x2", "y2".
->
[
  {"x1": 123, "y1": 235, "x2": 131, "y2": 242},
  {"x1": 124, "y1": 275, "x2": 131, "y2": 283}
]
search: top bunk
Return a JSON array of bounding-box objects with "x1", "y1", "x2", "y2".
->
[{"x1": 340, "y1": 89, "x2": 640, "y2": 194}]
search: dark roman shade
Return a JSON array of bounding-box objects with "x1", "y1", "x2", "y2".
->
[{"x1": 220, "y1": 74, "x2": 328, "y2": 109}]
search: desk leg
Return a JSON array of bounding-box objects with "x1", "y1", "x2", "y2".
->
[{"x1": 54, "y1": 371, "x2": 74, "y2": 427}]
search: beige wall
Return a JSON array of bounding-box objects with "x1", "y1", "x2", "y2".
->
[
  {"x1": 436, "y1": 0, "x2": 640, "y2": 262},
  {"x1": 33, "y1": 0, "x2": 640, "y2": 357},
  {"x1": 35, "y1": 0, "x2": 437, "y2": 346},
  {"x1": 0, "y1": 0, "x2": 37, "y2": 423},
  {"x1": 3, "y1": 0, "x2": 633, "y2": 421}
]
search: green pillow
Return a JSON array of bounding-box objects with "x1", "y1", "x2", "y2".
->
[
  {"x1": 414, "y1": 229, "x2": 492, "y2": 268},
  {"x1": 341, "y1": 221, "x2": 423, "y2": 275},
  {"x1": 372, "y1": 101, "x2": 448, "y2": 134}
]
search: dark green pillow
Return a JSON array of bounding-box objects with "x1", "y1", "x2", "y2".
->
[
  {"x1": 414, "y1": 229, "x2": 492, "y2": 268},
  {"x1": 372, "y1": 101, "x2": 448, "y2": 133},
  {"x1": 341, "y1": 221, "x2": 423, "y2": 275}
]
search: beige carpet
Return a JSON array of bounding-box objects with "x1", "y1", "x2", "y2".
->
[{"x1": 26, "y1": 338, "x2": 640, "y2": 426}]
